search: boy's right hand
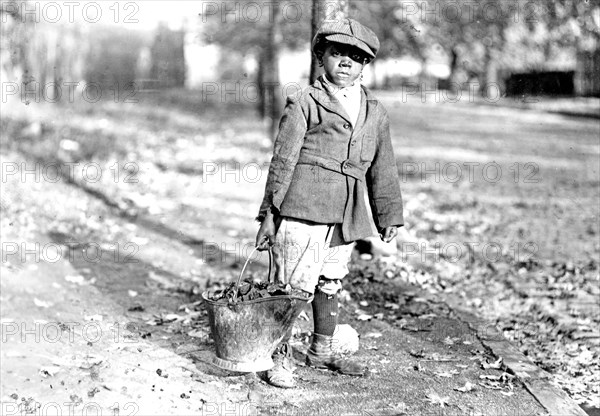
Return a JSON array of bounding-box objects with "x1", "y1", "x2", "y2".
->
[{"x1": 256, "y1": 212, "x2": 276, "y2": 251}]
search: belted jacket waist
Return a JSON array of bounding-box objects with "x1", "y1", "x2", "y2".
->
[{"x1": 296, "y1": 152, "x2": 369, "y2": 181}]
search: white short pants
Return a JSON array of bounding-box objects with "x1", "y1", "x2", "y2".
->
[{"x1": 272, "y1": 217, "x2": 354, "y2": 294}]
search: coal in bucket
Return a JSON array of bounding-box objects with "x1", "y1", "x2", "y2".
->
[{"x1": 202, "y1": 246, "x2": 312, "y2": 372}]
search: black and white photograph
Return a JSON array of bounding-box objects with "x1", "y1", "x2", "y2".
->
[{"x1": 1, "y1": 0, "x2": 599, "y2": 415}]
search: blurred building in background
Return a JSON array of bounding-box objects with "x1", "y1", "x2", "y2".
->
[{"x1": 577, "y1": 49, "x2": 600, "y2": 96}]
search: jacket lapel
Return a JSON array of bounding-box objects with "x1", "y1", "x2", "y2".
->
[{"x1": 309, "y1": 76, "x2": 352, "y2": 124}]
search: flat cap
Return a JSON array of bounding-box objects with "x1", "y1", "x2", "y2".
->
[{"x1": 312, "y1": 18, "x2": 380, "y2": 60}]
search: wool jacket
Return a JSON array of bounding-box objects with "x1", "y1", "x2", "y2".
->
[{"x1": 257, "y1": 75, "x2": 404, "y2": 246}]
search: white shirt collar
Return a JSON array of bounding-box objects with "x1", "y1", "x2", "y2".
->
[{"x1": 323, "y1": 74, "x2": 361, "y2": 94}]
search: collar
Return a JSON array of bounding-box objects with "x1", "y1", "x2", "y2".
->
[{"x1": 322, "y1": 73, "x2": 362, "y2": 95}]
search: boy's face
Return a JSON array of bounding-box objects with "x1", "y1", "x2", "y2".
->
[{"x1": 322, "y1": 42, "x2": 367, "y2": 88}]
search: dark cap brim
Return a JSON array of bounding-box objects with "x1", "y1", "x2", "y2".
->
[{"x1": 324, "y1": 33, "x2": 376, "y2": 59}]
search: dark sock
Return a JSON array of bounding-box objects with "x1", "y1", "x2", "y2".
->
[{"x1": 312, "y1": 289, "x2": 338, "y2": 336}]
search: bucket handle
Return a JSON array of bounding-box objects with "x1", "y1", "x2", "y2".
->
[{"x1": 233, "y1": 242, "x2": 273, "y2": 303}]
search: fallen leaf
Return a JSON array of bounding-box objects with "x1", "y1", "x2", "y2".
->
[
  {"x1": 454, "y1": 381, "x2": 476, "y2": 392},
  {"x1": 33, "y1": 298, "x2": 52, "y2": 308},
  {"x1": 39, "y1": 366, "x2": 61, "y2": 377},
  {"x1": 188, "y1": 329, "x2": 209, "y2": 339},
  {"x1": 434, "y1": 370, "x2": 459, "y2": 378},
  {"x1": 87, "y1": 387, "x2": 100, "y2": 398},
  {"x1": 426, "y1": 392, "x2": 449, "y2": 407},
  {"x1": 443, "y1": 336, "x2": 456, "y2": 345},
  {"x1": 480, "y1": 374, "x2": 501, "y2": 381},
  {"x1": 65, "y1": 275, "x2": 85, "y2": 284},
  {"x1": 163, "y1": 314, "x2": 180, "y2": 322},
  {"x1": 481, "y1": 357, "x2": 503, "y2": 369}
]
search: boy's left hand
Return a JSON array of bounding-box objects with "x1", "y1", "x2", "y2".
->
[{"x1": 379, "y1": 226, "x2": 398, "y2": 243}]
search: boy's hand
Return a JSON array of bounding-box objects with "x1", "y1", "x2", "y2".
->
[
  {"x1": 256, "y1": 212, "x2": 277, "y2": 251},
  {"x1": 379, "y1": 226, "x2": 398, "y2": 243}
]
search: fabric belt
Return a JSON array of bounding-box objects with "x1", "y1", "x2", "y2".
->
[{"x1": 296, "y1": 152, "x2": 368, "y2": 181}]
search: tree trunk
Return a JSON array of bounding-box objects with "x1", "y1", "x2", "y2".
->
[
  {"x1": 574, "y1": 43, "x2": 585, "y2": 96},
  {"x1": 448, "y1": 46, "x2": 459, "y2": 92},
  {"x1": 310, "y1": 0, "x2": 348, "y2": 84},
  {"x1": 309, "y1": 0, "x2": 324, "y2": 84},
  {"x1": 257, "y1": 53, "x2": 266, "y2": 119},
  {"x1": 264, "y1": 2, "x2": 282, "y2": 140},
  {"x1": 481, "y1": 46, "x2": 499, "y2": 99},
  {"x1": 480, "y1": 22, "x2": 506, "y2": 99}
]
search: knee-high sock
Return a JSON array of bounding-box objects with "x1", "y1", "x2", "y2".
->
[{"x1": 312, "y1": 289, "x2": 338, "y2": 336}]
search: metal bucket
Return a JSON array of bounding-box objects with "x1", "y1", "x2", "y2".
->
[{"x1": 202, "y1": 247, "x2": 312, "y2": 372}]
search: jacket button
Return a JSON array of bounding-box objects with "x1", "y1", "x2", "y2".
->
[{"x1": 343, "y1": 123, "x2": 351, "y2": 129}]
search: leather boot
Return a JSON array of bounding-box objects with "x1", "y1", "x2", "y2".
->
[
  {"x1": 266, "y1": 342, "x2": 296, "y2": 388},
  {"x1": 306, "y1": 332, "x2": 366, "y2": 376}
]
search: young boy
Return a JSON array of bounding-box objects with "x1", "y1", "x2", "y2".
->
[{"x1": 255, "y1": 18, "x2": 404, "y2": 388}]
